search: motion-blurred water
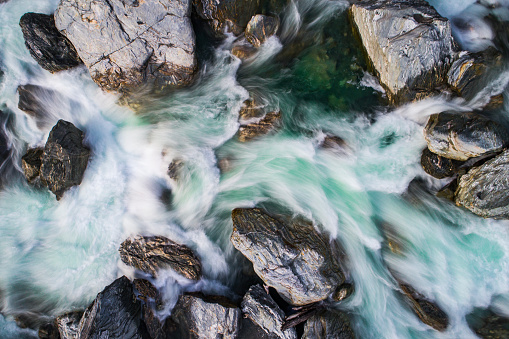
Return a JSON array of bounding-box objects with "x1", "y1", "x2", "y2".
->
[{"x1": 0, "y1": 0, "x2": 508, "y2": 338}]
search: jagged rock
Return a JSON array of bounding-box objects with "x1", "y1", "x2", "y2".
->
[
  {"x1": 77, "y1": 276, "x2": 147, "y2": 339},
  {"x1": 56, "y1": 311, "x2": 83, "y2": 339},
  {"x1": 193, "y1": 0, "x2": 260, "y2": 36},
  {"x1": 424, "y1": 112, "x2": 508, "y2": 161},
  {"x1": 55, "y1": 0, "x2": 197, "y2": 94},
  {"x1": 420, "y1": 147, "x2": 463, "y2": 179},
  {"x1": 133, "y1": 279, "x2": 162, "y2": 308},
  {"x1": 469, "y1": 311, "x2": 509, "y2": 338},
  {"x1": 350, "y1": 0, "x2": 455, "y2": 104},
  {"x1": 171, "y1": 293, "x2": 241, "y2": 339},
  {"x1": 119, "y1": 236, "x2": 202, "y2": 280},
  {"x1": 245, "y1": 15, "x2": 279, "y2": 47},
  {"x1": 21, "y1": 147, "x2": 43, "y2": 184},
  {"x1": 239, "y1": 285, "x2": 296, "y2": 339},
  {"x1": 40, "y1": 120, "x2": 90, "y2": 200},
  {"x1": 238, "y1": 110, "x2": 281, "y2": 142},
  {"x1": 302, "y1": 310, "x2": 356, "y2": 339},
  {"x1": 231, "y1": 208, "x2": 346, "y2": 306},
  {"x1": 38, "y1": 321, "x2": 60, "y2": 339},
  {"x1": 455, "y1": 150, "x2": 509, "y2": 218},
  {"x1": 448, "y1": 48, "x2": 502, "y2": 101},
  {"x1": 19, "y1": 13, "x2": 82, "y2": 73}
]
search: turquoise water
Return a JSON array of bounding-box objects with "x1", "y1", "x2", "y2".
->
[{"x1": 0, "y1": 0, "x2": 508, "y2": 338}]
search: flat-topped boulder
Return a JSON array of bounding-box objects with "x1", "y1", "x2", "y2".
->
[
  {"x1": 231, "y1": 208, "x2": 347, "y2": 306},
  {"x1": 19, "y1": 13, "x2": 82, "y2": 73},
  {"x1": 55, "y1": 0, "x2": 197, "y2": 94},
  {"x1": 350, "y1": 0, "x2": 455, "y2": 104}
]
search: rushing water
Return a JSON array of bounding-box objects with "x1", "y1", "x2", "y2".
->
[{"x1": 0, "y1": 0, "x2": 509, "y2": 338}]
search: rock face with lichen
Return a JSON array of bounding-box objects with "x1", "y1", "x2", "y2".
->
[
  {"x1": 119, "y1": 235, "x2": 202, "y2": 280},
  {"x1": 350, "y1": 0, "x2": 455, "y2": 104},
  {"x1": 55, "y1": 0, "x2": 197, "y2": 94},
  {"x1": 231, "y1": 208, "x2": 346, "y2": 306}
]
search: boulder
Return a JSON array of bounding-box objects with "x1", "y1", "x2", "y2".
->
[
  {"x1": 239, "y1": 285, "x2": 296, "y2": 339},
  {"x1": 350, "y1": 0, "x2": 455, "y2": 104},
  {"x1": 40, "y1": 120, "x2": 90, "y2": 200},
  {"x1": 231, "y1": 42, "x2": 257, "y2": 60},
  {"x1": 424, "y1": 112, "x2": 508, "y2": 161},
  {"x1": 238, "y1": 96, "x2": 265, "y2": 123},
  {"x1": 38, "y1": 321, "x2": 60, "y2": 339},
  {"x1": 245, "y1": 15, "x2": 279, "y2": 47},
  {"x1": 55, "y1": 0, "x2": 197, "y2": 94},
  {"x1": 238, "y1": 110, "x2": 281, "y2": 142},
  {"x1": 133, "y1": 279, "x2": 162, "y2": 308},
  {"x1": 21, "y1": 147, "x2": 43, "y2": 184},
  {"x1": 77, "y1": 276, "x2": 147, "y2": 339},
  {"x1": 56, "y1": 311, "x2": 83, "y2": 339},
  {"x1": 167, "y1": 159, "x2": 184, "y2": 181},
  {"x1": 455, "y1": 150, "x2": 509, "y2": 218},
  {"x1": 469, "y1": 311, "x2": 509, "y2": 338},
  {"x1": 171, "y1": 293, "x2": 241, "y2": 339},
  {"x1": 302, "y1": 310, "x2": 356, "y2": 339},
  {"x1": 193, "y1": 0, "x2": 260, "y2": 36},
  {"x1": 420, "y1": 147, "x2": 463, "y2": 179},
  {"x1": 19, "y1": 13, "x2": 82, "y2": 73},
  {"x1": 119, "y1": 236, "x2": 202, "y2": 280},
  {"x1": 17, "y1": 84, "x2": 62, "y2": 128},
  {"x1": 231, "y1": 208, "x2": 346, "y2": 306}
]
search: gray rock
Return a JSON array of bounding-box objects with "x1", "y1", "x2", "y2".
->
[
  {"x1": 239, "y1": 285, "x2": 296, "y2": 339},
  {"x1": 238, "y1": 110, "x2": 281, "y2": 142},
  {"x1": 231, "y1": 208, "x2": 346, "y2": 306},
  {"x1": 420, "y1": 147, "x2": 463, "y2": 179},
  {"x1": 350, "y1": 0, "x2": 455, "y2": 104},
  {"x1": 119, "y1": 236, "x2": 202, "y2": 280},
  {"x1": 77, "y1": 276, "x2": 147, "y2": 339},
  {"x1": 424, "y1": 112, "x2": 508, "y2": 161},
  {"x1": 245, "y1": 15, "x2": 279, "y2": 48},
  {"x1": 302, "y1": 310, "x2": 356, "y2": 339},
  {"x1": 171, "y1": 293, "x2": 241, "y2": 339},
  {"x1": 55, "y1": 0, "x2": 196, "y2": 94},
  {"x1": 455, "y1": 150, "x2": 509, "y2": 218},
  {"x1": 19, "y1": 13, "x2": 82, "y2": 73},
  {"x1": 56, "y1": 311, "x2": 83, "y2": 339},
  {"x1": 40, "y1": 120, "x2": 90, "y2": 200},
  {"x1": 21, "y1": 147, "x2": 43, "y2": 184}
]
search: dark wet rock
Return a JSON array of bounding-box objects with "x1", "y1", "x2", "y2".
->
[
  {"x1": 55, "y1": 311, "x2": 83, "y2": 339},
  {"x1": 321, "y1": 135, "x2": 346, "y2": 150},
  {"x1": 19, "y1": 13, "x2": 82, "y2": 73},
  {"x1": 171, "y1": 293, "x2": 241, "y2": 339},
  {"x1": 424, "y1": 112, "x2": 508, "y2": 161},
  {"x1": 40, "y1": 120, "x2": 90, "y2": 200},
  {"x1": 302, "y1": 310, "x2": 356, "y2": 339},
  {"x1": 17, "y1": 84, "x2": 61, "y2": 128},
  {"x1": 38, "y1": 321, "x2": 59, "y2": 339},
  {"x1": 142, "y1": 304, "x2": 176, "y2": 339},
  {"x1": 77, "y1": 276, "x2": 147, "y2": 339},
  {"x1": 447, "y1": 48, "x2": 502, "y2": 101},
  {"x1": 231, "y1": 208, "x2": 346, "y2": 306},
  {"x1": 436, "y1": 178, "x2": 458, "y2": 201},
  {"x1": 193, "y1": 0, "x2": 260, "y2": 36},
  {"x1": 332, "y1": 283, "x2": 354, "y2": 302},
  {"x1": 238, "y1": 110, "x2": 281, "y2": 142},
  {"x1": 455, "y1": 150, "x2": 509, "y2": 218},
  {"x1": 119, "y1": 236, "x2": 202, "y2": 280},
  {"x1": 22, "y1": 147, "x2": 44, "y2": 184},
  {"x1": 239, "y1": 285, "x2": 297, "y2": 339},
  {"x1": 350, "y1": 0, "x2": 455, "y2": 104},
  {"x1": 245, "y1": 15, "x2": 279, "y2": 48},
  {"x1": 484, "y1": 94, "x2": 505, "y2": 112},
  {"x1": 133, "y1": 279, "x2": 162, "y2": 308},
  {"x1": 167, "y1": 160, "x2": 184, "y2": 181},
  {"x1": 55, "y1": 0, "x2": 196, "y2": 94},
  {"x1": 420, "y1": 147, "x2": 463, "y2": 179},
  {"x1": 469, "y1": 311, "x2": 509, "y2": 339}
]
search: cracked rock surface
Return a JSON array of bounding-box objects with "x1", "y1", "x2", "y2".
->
[
  {"x1": 55, "y1": 0, "x2": 197, "y2": 94},
  {"x1": 231, "y1": 208, "x2": 346, "y2": 306}
]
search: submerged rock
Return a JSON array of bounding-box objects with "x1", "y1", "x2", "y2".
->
[
  {"x1": 17, "y1": 84, "x2": 61, "y2": 128},
  {"x1": 19, "y1": 13, "x2": 82, "y2": 73},
  {"x1": 245, "y1": 15, "x2": 279, "y2": 47},
  {"x1": 77, "y1": 276, "x2": 146, "y2": 339},
  {"x1": 302, "y1": 310, "x2": 356, "y2": 339},
  {"x1": 231, "y1": 208, "x2": 346, "y2": 306},
  {"x1": 424, "y1": 112, "x2": 508, "y2": 161},
  {"x1": 119, "y1": 236, "x2": 202, "y2": 280},
  {"x1": 231, "y1": 41, "x2": 258, "y2": 60},
  {"x1": 21, "y1": 147, "x2": 43, "y2": 184},
  {"x1": 455, "y1": 150, "x2": 509, "y2": 218},
  {"x1": 238, "y1": 110, "x2": 281, "y2": 142},
  {"x1": 40, "y1": 120, "x2": 90, "y2": 200},
  {"x1": 420, "y1": 147, "x2": 463, "y2": 179},
  {"x1": 55, "y1": 0, "x2": 197, "y2": 94},
  {"x1": 469, "y1": 311, "x2": 509, "y2": 338},
  {"x1": 171, "y1": 293, "x2": 241, "y2": 339},
  {"x1": 350, "y1": 0, "x2": 455, "y2": 104},
  {"x1": 56, "y1": 311, "x2": 83, "y2": 339},
  {"x1": 239, "y1": 285, "x2": 296, "y2": 339}
]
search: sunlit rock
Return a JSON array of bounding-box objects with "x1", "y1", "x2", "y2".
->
[
  {"x1": 302, "y1": 310, "x2": 356, "y2": 339},
  {"x1": 19, "y1": 13, "x2": 82, "y2": 73},
  {"x1": 245, "y1": 15, "x2": 280, "y2": 47},
  {"x1": 55, "y1": 0, "x2": 197, "y2": 94},
  {"x1": 238, "y1": 110, "x2": 281, "y2": 142},
  {"x1": 231, "y1": 208, "x2": 347, "y2": 306},
  {"x1": 350, "y1": 0, "x2": 455, "y2": 104},
  {"x1": 119, "y1": 235, "x2": 202, "y2": 280}
]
